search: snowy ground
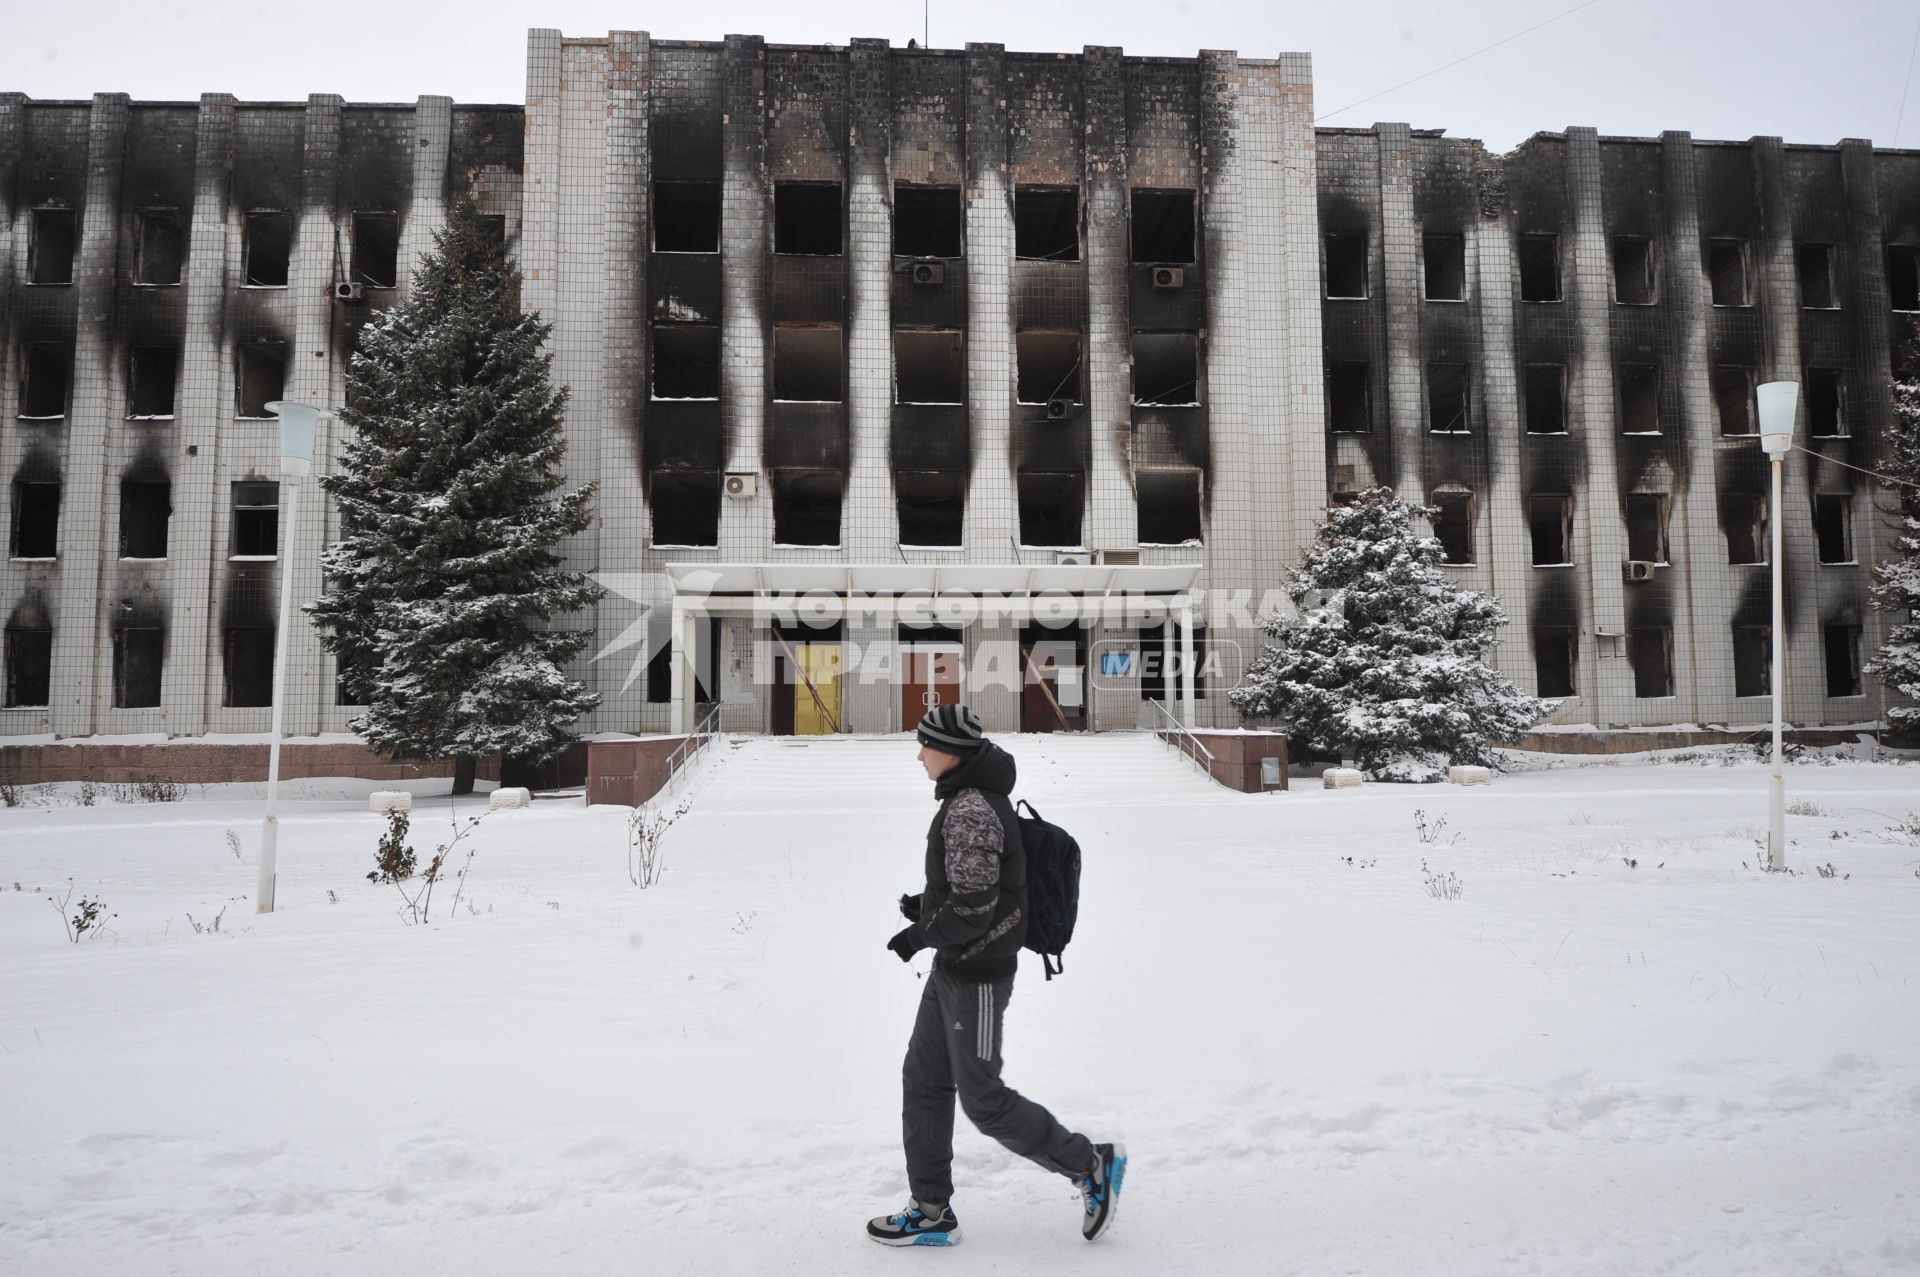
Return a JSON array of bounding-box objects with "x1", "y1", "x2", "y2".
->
[{"x1": 3, "y1": 734, "x2": 1919, "y2": 1276}]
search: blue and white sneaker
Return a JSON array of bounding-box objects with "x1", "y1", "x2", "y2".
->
[
  {"x1": 867, "y1": 1199, "x2": 961, "y2": 1247},
  {"x1": 1080, "y1": 1142, "x2": 1127, "y2": 1240}
]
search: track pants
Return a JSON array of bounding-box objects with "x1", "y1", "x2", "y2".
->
[{"x1": 901, "y1": 966, "x2": 1094, "y2": 1208}]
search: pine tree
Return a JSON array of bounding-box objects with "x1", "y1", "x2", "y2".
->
[
  {"x1": 1865, "y1": 320, "x2": 1920, "y2": 737},
  {"x1": 1229, "y1": 487, "x2": 1552, "y2": 778},
  {"x1": 307, "y1": 199, "x2": 605, "y2": 794}
]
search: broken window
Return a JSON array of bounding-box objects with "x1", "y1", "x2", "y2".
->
[
  {"x1": 648, "y1": 469, "x2": 721, "y2": 547},
  {"x1": 20, "y1": 343, "x2": 71, "y2": 418},
  {"x1": 1138, "y1": 622, "x2": 1208, "y2": 701},
  {"x1": 1132, "y1": 332, "x2": 1200, "y2": 406},
  {"x1": 1324, "y1": 231, "x2": 1367, "y2": 299},
  {"x1": 29, "y1": 209, "x2": 77, "y2": 285},
  {"x1": 1014, "y1": 187, "x2": 1079, "y2": 261},
  {"x1": 894, "y1": 330, "x2": 965, "y2": 404},
  {"x1": 1430, "y1": 488, "x2": 1474, "y2": 564},
  {"x1": 10, "y1": 480, "x2": 60, "y2": 558},
  {"x1": 478, "y1": 215, "x2": 507, "y2": 253},
  {"x1": 1534, "y1": 626, "x2": 1576, "y2": 698},
  {"x1": 1519, "y1": 233, "x2": 1560, "y2": 302},
  {"x1": 1423, "y1": 233, "x2": 1465, "y2": 301},
  {"x1": 1806, "y1": 368, "x2": 1846, "y2": 437},
  {"x1": 244, "y1": 211, "x2": 291, "y2": 287},
  {"x1": 653, "y1": 181, "x2": 722, "y2": 253},
  {"x1": 651, "y1": 324, "x2": 721, "y2": 400},
  {"x1": 119, "y1": 479, "x2": 170, "y2": 559},
  {"x1": 135, "y1": 210, "x2": 186, "y2": 286},
  {"x1": 1824, "y1": 623, "x2": 1863, "y2": 697},
  {"x1": 1529, "y1": 494, "x2": 1572, "y2": 566},
  {"x1": 1137, "y1": 471, "x2": 1202, "y2": 546},
  {"x1": 1017, "y1": 470, "x2": 1084, "y2": 547},
  {"x1": 895, "y1": 185, "x2": 962, "y2": 258},
  {"x1": 1713, "y1": 366, "x2": 1754, "y2": 436},
  {"x1": 230, "y1": 481, "x2": 280, "y2": 557},
  {"x1": 1619, "y1": 363, "x2": 1662, "y2": 434},
  {"x1": 774, "y1": 183, "x2": 843, "y2": 256},
  {"x1": 1131, "y1": 190, "x2": 1195, "y2": 264},
  {"x1": 644, "y1": 619, "x2": 719, "y2": 705},
  {"x1": 3, "y1": 624, "x2": 52, "y2": 707},
  {"x1": 112, "y1": 627, "x2": 163, "y2": 709},
  {"x1": 1016, "y1": 331, "x2": 1081, "y2": 406},
  {"x1": 1613, "y1": 235, "x2": 1654, "y2": 305},
  {"x1": 1887, "y1": 245, "x2": 1920, "y2": 312},
  {"x1": 1724, "y1": 495, "x2": 1768, "y2": 565},
  {"x1": 1326, "y1": 362, "x2": 1371, "y2": 433},
  {"x1": 1732, "y1": 626, "x2": 1771, "y2": 698},
  {"x1": 1813, "y1": 494, "x2": 1853, "y2": 563},
  {"x1": 127, "y1": 345, "x2": 178, "y2": 418},
  {"x1": 222, "y1": 627, "x2": 275, "y2": 708},
  {"x1": 1427, "y1": 362, "x2": 1471, "y2": 433},
  {"x1": 896, "y1": 470, "x2": 965, "y2": 547},
  {"x1": 1797, "y1": 243, "x2": 1836, "y2": 309},
  {"x1": 237, "y1": 343, "x2": 287, "y2": 419},
  {"x1": 1525, "y1": 364, "x2": 1566, "y2": 434},
  {"x1": 771, "y1": 469, "x2": 843, "y2": 546},
  {"x1": 1626, "y1": 493, "x2": 1669, "y2": 564},
  {"x1": 772, "y1": 326, "x2": 843, "y2": 402},
  {"x1": 350, "y1": 212, "x2": 399, "y2": 288},
  {"x1": 1708, "y1": 238, "x2": 1750, "y2": 306},
  {"x1": 1630, "y1": 627, "x2": 1673, "y2": 699}
]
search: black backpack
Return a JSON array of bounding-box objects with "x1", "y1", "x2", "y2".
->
[{"x1": 1015, "y1": 799, "x2": 1081, "y2": 980}]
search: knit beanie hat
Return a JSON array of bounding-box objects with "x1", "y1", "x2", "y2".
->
[{"x1": 916, "y1": 704, "x2": 984, "y2": 753}]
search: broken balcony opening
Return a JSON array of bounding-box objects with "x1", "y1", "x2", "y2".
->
[
  {"x1": 1137, "y1": 470, "x2": 1202, "y2": 546},
  {"x1": 244, "y1": 211, "x2": 292, "y2": 287},
  {"x1": 1797, "y1": 242, "x2": 1836, "y2": 309},
  {"x1": 773, "y1": 326, "x2": 844, "y2": 402},
  {"x1": 1824, "y1": 623, "x2": 1863, "y2": 697},
  {"x1": 1326, "y1": 361, "x2": 1371, "y2": 433},
  {"x1": 1613, "y1": 235, "x2": 1655, "y2": 305},
  {"x1": 654, "y1": 181, "x2": 722, "y2": 253},
  {"x1": 21, "y1": 343, "x2": 71, "y2": 418},
  {"x1": 1017, "y1": 470, "x2": 1084, "y2": 548},
  {"x1": 1813, "y1": 494, "x2": 1853, "y2": 563},
  {"x1": 351, "y1": 212, "x2": 400, "y2": 288},
  {"x1": 1630, "y1": 626, "x2": 1674, "y2": 699},
  {"x1": 237, "y1": 343, "x2": 288, "y2": 419},
  {"x1": 1732, "y1": 625, "x2": 1771, "y2": 698},
  {"x1": 1014, "y1": 187, "x2": 1079, "y2": 261},
  {"x1": 1619, "y1": 363, "x2": 1661, "y2": 434},
  {"x1": 1422, "y1": 233, "x2": 1465, "y2": 301},
  {"x1": 1323, "y1": 230, "x2": 1367, "y2": 299},
  {"x1": 10, "y1": 479, "x2": 60, "y2": 559},
  {"x1": 1713, "y1": 366, "x2": 1754, "y2": 436},
  {"x1": 771, "y1": 470, "x2": 844, "y2": 546},
  {"x1": 4, "y1": 623, "x2": 52, "y2": 707},
  {"x1": 895, "y1": 469, "x2": 965, "y2": 547},
  {"x1": 648, "y1": 469, "x2": 721, "y2": 547},
  {"x1": 651, "y1": 324, "x2": 721, "y2": 400},
  {"x1": 1427, "y1": 362, "x2": 1471, "y2": 433},
  {"x1": 136, "y1": 210, "x2": 186, "y2": 286},
  {"x1": 894, "y1": 330, "x2": 965, "y2": 404},
  {"x1": 1132, "y1": 332, "x2": 1200, "y2": 406},
  {"x1": 119, "y1": 478, "x2": 171, "y2": 559},
  {"x1": 112, "y1": 626, "x2": 163, "y2": 709},
  {"x1": 128, "y1": 345, "x2": 178, "y2": 418},
  {"x1": 1528, "y1": 493, "x2": 1572, "y2": 566},
  {"x1": 1525, "y1": 363, "x2": 1566, "y2": 434},
  {"x1": 1625, "y1": 493, "x2": 1670, "y2": 565},
  {"x1": 1518, "y1": 233, "x2": 1561, "y2": 302},
  {"x1": 1806, "y1": 368, "x2": 1846, "y2": 437},
  {"x1": 29, "y1": 209, "x2": 77, "y2": 285},
  {"x1": 1137, "y1": 622, "x2": 1208, "y2": 701},
  {"x1": 223, "y1": 627, "x2": 275, "y2": 708},
  {"x1": 1533, "y1": 625, "x2": 1576, "y2": 698},
  {"x1": 1430, "y1": 487, "x2": 1474, "y2": 564},
  {"x1": 1724, "y1": 495, "x2": 1768, "y2": 565},
  {"x1": 774, "y1": 183, "x2": 843, "y2": 256},
  {"x1": 1016, "y1": 331, "x2": 1081, "y2": 406},
  {"x1": 1708, "y1": 238, "x2": 1751, "y2": 307},
  {"x1": 230, "y1": 481, "x2": 280, "y2": 557},
  {"x1": 894, "y1": 185, "x2": 962, "y2": 259},
  {"x1": 1131, "y1": 189, "x2": 1196, "y2": 264},
  {"x1": 1891, "y1": 246, "x2": 1920, "y2": 312}
]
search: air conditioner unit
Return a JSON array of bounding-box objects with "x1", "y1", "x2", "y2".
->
[
  {"x1": 1045, "y1": 398, "x2": 1073, "y2": 421},
  {"x1": 334, "y1": 281, "x2": 367, "y2": 302},
  {"x1": 1151, "y1": 266, "x2": 1184, "y2": 290},
  {"x1": 910, "y1": 259, "x2": 945, "y2": 287},
  {"x1": 1097, "y1": 549, "x2": 1141, "y2": 566},
  {"x1": 1055, "y1": 551, "x2": 1093, "y2": 566},
  {"x1": 723, "y1": 472, "x2": 758, "y2": 498},
  {"x1": 1623, "y1": 559, "x2": 1656, "y2": 582}
]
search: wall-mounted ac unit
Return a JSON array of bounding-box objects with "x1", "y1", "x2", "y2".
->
[
  {"x1": 1151, "y1": 266, "x2": 1184, "y2": 290},
  {"x1": 1045, "y1": 398, "x2": 1073, "y2": 421},
  {"x1": 723, "y1": 472, "x2": 758, "y2": 498},
  {"x1": 1097, "y1": 549, "x2": 1141, "y2": 566},
  {"x1": 910, "y1": 259, "x2": 945, "y2": 287},
  {"x1": 1623, "y1": 559, "x2": 1656, "y2": 582},
  {"x1": 1055, "y1": 551, "x2": 1093, "y2": 566},
  {"x1": 334, "y1": 281, "x2": 367, "y2": 302}
]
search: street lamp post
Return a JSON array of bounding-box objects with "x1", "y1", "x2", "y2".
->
[
  {"x1": 1756, "y1": 381, "x2": 1798, "y2": 873},
  {"x1": 256, "y1": 401, "x2": 329, "y2": 914}
]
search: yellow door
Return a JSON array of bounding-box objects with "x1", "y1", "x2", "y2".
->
[{"x1": 793, "y1": 643, "x2": 843, "y2": 735}]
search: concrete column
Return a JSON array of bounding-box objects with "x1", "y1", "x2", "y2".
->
[
  {"x1": 845, "y1": 39, "x2": 899, "y2": 558},
  {"x1": 968, "y1": 619, "x2": 1019, "y2": 733},
  {"x1": 397, "y1": 96, "x2": 453, "y2": 293},
  {"x1": 1179, "y1": 601, "x2": 1197, "y2": 726},
  {"x1": 719, "y1": 34, "x2": 772, "y2": 556},
  {"x1": 1374, "y1": 123, "x2": 1425, "y2": 500},
  {"x1": 1471, "y1": 210, "x2": 1535, "y2": 693},
  {"x1": 962, "y1": 44, "x2": 1016, "y2": 556},
  {"x1": 670, "y1": 598, "x2": 693, "y2": 733},
  {"x1": 521, "y1": 30, "x2": 563, "y2": 327},
  {"x1": 1082, "y1": 45, "x2": 1136, "y2": 556}
]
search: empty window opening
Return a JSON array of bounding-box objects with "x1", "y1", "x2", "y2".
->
[
  {"x1": 644, "y1": 619, "x2": 720, "y2": 705},
  {"x1": 894, "y1": 330, "x2": 965, "y2": 404},
  {"x1": 1427, "y1": 362, "x2": 1471, "y2": 433},
  {"x1": 1423, "y1": 234, "x2": 1466, "y2": 301},
  {"x1": 1619, "y1": 363, "x2": 1662, "y2": 434},
  {"x1": 231, "y1": 481, "x2": 280, "y2": 557},
  {"x1": 237, "y1": 343, "x2": 287, "y2": 418},
  {"x1": 652, "y1": 324, "x2": 721, "y2": 400},
  {"x1": 1324, "y1": 231, "x2": 1367, "y2": 299},
  {"x1": 1132, "y1": 190, "x2": 1196, "y2": 264},
  {"x1": 1724, "y1": 495, "x2": 1768, "y2": 565},
  {"x1": 1430, "y1": 488, "x2": 1474, "y2": 564},
  {"x1": 1534, "y1": 626, "x2": 1576, "y2": 698},
  {"x1": 1630, "y1": 627, "x2": 1674, "y2": 699},
  {"x1": 350, "y1": 212, "x2": 400, "y2": 288},
  {"x1": 223, "y1": 627, "x2": 275, "y2": 708},
  {"x1": 135, "y1": 210, "x2": 186, "y2": 286},
  {"x1": 1626, "y1": 493, "x2": 1670, "y2": 564},
  {"x1": 10, "y1": 481, "x2": 60, "y2": 559},
  {"x1": 1732, "y1": 626, "x2": 1771, "y2": 698},
  {"x1": 771, "y1": 470, "x2": 843, "y2": 546},
  {"x1": 1016, "y1": 331, "x2": 1081, "y2": 406},
  {"x1": 1138, "y1": 622, "x2": 1209, "y2": 701},
  {"x1": 1887, "y1": 245, "x2": 1920, "y2": 312},
  {"x1": 1709, "y1": 238, "x2": 1750, "y2": 307},
  {"x1": 1014, "y1": 187, "x2": 1079, "y2": 261},
  {"x1": 21, "y1": 343, "x2": 71, "y2": 418},
  {"x1": 1017, "y1": 471, "x2": 1084, "y2": 548},
  {"x1": 1824, "y1": 624, "x2": 1863, "y2": 697},
  {"x1": 653, "y1": 181, "x2": 722, "y2": 253},
  {"x1": 4, "y1": 625, "x2": 52, "y2": 707},
  {"x1": 29, "y1": 209, "x2": 77, "y2": 285},
  {"x1": 1713, "y1": 366, "x2": 1754, "y2": 436},
  {"x1": 1613, "y1": 235, "x2": 1654, "y2": 305},
  {"x1": 128, "y1": 345, "x2": 178, "y2": 418},
  {"x1": 774, "y1": 183, "x2": 843, "y2": 256},
  {"x1": 119, "y1": 479, "x2": 170, "y2": 559},
  {"x1": 1797, "y1": 243, "x2": 1836, "y2": 309},
  {"x1": 1813, "y1": 494, "x2": 1853, "y2": 563},
  {"x1": 896, "y1": 470, "x2": 965, "y2": 547},
  {"x1": 648, "y1": 469, "x2": 721, "y2": 547},
  {"x1": 773, "y1": 326, "x2": 844, "y2": 402},
  {"x1": 895, "y1": 185, "x2": 962, "y2": 258},
  {"x1": 244, "y1": 211, "x2": 292, "y2": 287},
  {"x1": 1132, "y1": 333, "x2": 1200, "y2": 406},
  {"x1": 1806, "y1": 368, "x2": 1846, "y2": 437},
  {"x1": 1137, "y1": 471, "x2": 1202, "y2": 546},
  {"x1": 478, "y1": 215, "x2": 507, "y2": 253},
  {"x1": 1525, "y1": 364, "x2": 1566, "y2": 434},
  {"x1": 1519, "y1": 233, "x2": 1561, "y2": 302},
  {"x1": 1326, "y1": 362, "x2": 1371, "y2": 433},
  {"x1": 1529, "y1": 494, "x2": 1572, "y2": 566},
  {"x1": 112, "y1": 627, "x2": 163, "y2": 709}
]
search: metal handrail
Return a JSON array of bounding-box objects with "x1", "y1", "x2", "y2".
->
[
  {"x1": 661, "y1": 703, "x2": 724, "y2": 797},
  {"x1": 1147, "y1": 695, "x2": 1216, "y2": 777}
]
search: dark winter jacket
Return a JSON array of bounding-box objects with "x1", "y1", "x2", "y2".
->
[{"x1": 913, "y1": 741, "x2": 1027, "y2": 981}]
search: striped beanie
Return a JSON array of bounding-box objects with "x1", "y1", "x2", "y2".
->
[{"x1": 916, "y1": 704, "x2": 984, "y2": 753}]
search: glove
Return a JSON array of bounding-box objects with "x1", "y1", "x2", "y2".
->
[
  {"x1": 887, "y1": 925, "x2": 924, "y2": 962},
  {"x1": 898, "y1": 893, "x2": 922, "y2": 922}
]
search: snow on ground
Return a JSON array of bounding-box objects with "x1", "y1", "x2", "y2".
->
[{"x1": 3, "y1": 734, "x2": 1919, "y2": 1276}]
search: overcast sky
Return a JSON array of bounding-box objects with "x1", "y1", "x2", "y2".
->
[{"x1": 4, "y1": 0, "x2": 1918, "y2": 152}]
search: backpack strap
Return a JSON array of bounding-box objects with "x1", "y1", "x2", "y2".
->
[
  {"x1": 1017, "y1": 798, "x2": 1041, "y2": 821},
  {"x1": 1042, "y1": 952, "x2": 1062, "y2": 981}
]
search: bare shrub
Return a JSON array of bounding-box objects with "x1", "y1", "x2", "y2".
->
[{"x1": 629, "y1": 799, "x2": 691, "y2": 889}]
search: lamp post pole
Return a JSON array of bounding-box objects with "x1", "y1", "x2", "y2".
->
[{"x1": 1756, "y1": 381, "x2": 1798, "y2": 873}]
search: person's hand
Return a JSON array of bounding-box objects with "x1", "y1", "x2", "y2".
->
[
  {"x1": 898, "y1": 892, "x2": 922, "y2": 922},
  {"x1": 887, "y1": 925, "x2": 923, "y2": 962}
]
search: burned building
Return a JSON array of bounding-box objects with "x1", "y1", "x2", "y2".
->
[{"x1": 0, "y1": 31, "x2": 1913, "y2": 744}]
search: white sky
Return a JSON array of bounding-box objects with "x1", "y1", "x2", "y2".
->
[{"x1": 4, "y1": 0, "x2": 1919, "y2": 152}]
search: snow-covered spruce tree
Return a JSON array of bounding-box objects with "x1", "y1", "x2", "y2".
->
[
  {"x1": 307, "y1": 198, "x2": 604, "y2": 795},
  {"x1": 1229, "y1": 487, "x2": 1553, "y2": 779},
  {"x1": 1865, "y1": 321, "x2": 1920, "y2": 738}
]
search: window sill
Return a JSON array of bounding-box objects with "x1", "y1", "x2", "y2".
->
[
  {"x1": 8, "y1": 557, "x2": 56, "y2": 564},
  {"x1": 1525, "y1": 430, "x2": 1571, "y2": 437},
  {"x1": 16, "y1": 415, "x2": 66, "y2": 423},
  {"x1": 228, "y1": 555, "x2": 280, "y2": 562},
  {"x1": 651, "y1": 249, "x2": 721, "y2": 256},
  {"x1": 1520, "y1": 298, "x2": 1564, "y2": 305},
  {"x1": 131, "y1": 282, "x2": 182, "y2": 289},
  {"x1": 1819, "y1": 560, "x2": 1859, "y2": 567},
  {"x1": 1709, "y1": 303, "x2": 1756, "y2": 310},
  {"x1": 1532, "y1": 562, "x2": 1575, "y2": 569},
  {"x1": 24, "y1": 281, "x2": 73, "y2": 288},
  {"x1": 649, "y1": 396, "x2": 721, "y2": 403},
  {"x1": 127, "y1": 414, "x2": 176, "y2": 422},
  {"x1": 240, "y1": 283, "x2": 290, "y2": 291},
  {"x1": 1423, "y1": 296, "x2": 1467, "y2": 304},
  {"x1": 118, "y1": 557, "x2": 169, "y2": 563},
  {"x1": 1325, "y1": 294, "x2": 1368, "y2": 302},
  {"x1": 1613, "y1": 300, "x2": 1658, "y2": 307},
  {"x1": 1801, "y1": 305, "x2": 1842, "y2": 312}
]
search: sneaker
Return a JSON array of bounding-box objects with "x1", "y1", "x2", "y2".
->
[
  {"x1": 1079, "y1": 1142, "x2": 1127, "y2": 1241},
  {"x1": 867, "y1": 1200, "x2": 961, "y2": 1247}
]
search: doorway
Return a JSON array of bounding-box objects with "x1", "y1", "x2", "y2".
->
[
  {"x1": 899, "y1": 624, "x2": 965, "y2": 733},
  {"x1": 1019, "y1": 623, "x2": 1088, "y2": 733},
  {"x1": 770, "y1": 623, "x2": 843, "y2": 735}
]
